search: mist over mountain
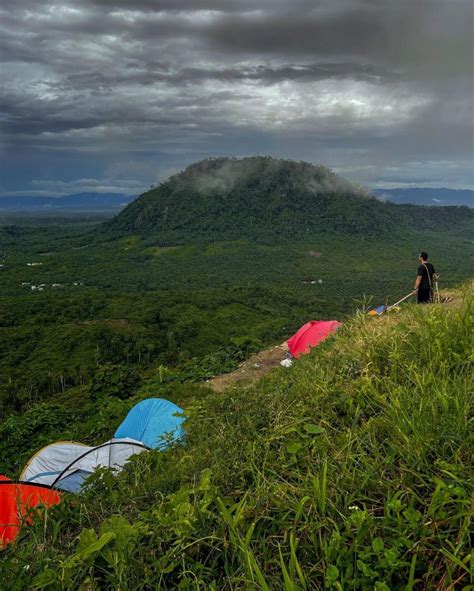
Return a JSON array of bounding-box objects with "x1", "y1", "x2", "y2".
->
[
  {"x1": 374, "y1": 188, "x2": 474, "y2": 207},
  {"x1": 108, "y1": 157, "x2": 474, "y2": 242}
]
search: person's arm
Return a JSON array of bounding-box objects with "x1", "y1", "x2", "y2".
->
[
  {"x1": 413, "y1": 265, "x2": 423, "y2": 292},
  {"x1": 413, "y1": 274, "x2": 422, "y2": 292}
]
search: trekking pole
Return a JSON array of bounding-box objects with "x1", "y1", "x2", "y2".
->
[
  {"x1": 386, "y1": 292, "x2": 415, "y2": 311},
  {"x1": 434, "y1": 276, "x2": 440, "y2": 303}
]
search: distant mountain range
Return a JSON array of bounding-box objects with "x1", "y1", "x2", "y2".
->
[
  {"x1": 373, "y1": 188, "x2": 474, "y2": 207},
  {"x1": 0, "y1": 185, "x2": 472, "y2": 213},
  {"x1": 0, "y1": 192, "x2": 135, "y2": 211}
]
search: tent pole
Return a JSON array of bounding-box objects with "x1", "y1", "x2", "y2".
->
[{"x1": 386, "y1": 292, "x2": 414, "y2": 311}]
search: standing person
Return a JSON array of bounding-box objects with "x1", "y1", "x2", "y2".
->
[{"x1": 413, "y1": 251, "x2": 437, "y2": 303}]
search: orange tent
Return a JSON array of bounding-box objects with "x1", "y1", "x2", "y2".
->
[{"x1": 0, "y1": 475, "x2": 61, "y2": 546}]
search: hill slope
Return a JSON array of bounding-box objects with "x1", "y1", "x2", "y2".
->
[
  {"x1": 2, "y1": 285, "x2": 472, "y2": 589},
  {"x1": 108, "y1": 157, "x2": 474, "y2": 242}
]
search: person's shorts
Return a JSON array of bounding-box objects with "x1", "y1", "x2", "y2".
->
[{"x1": 417, "y1": 288, "x2": 432, "y2": 303}]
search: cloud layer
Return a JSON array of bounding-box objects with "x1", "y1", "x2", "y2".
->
[{"x1": 1, "y1": 0, "x2": 473, "y2": 194}]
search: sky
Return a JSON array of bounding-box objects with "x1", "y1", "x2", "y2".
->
[{"x1": 1, "y1": 0, "x2": 473, "y2": 197}]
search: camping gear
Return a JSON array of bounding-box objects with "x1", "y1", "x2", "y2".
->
[
  {"x1": 368, "y1": 292, "x2": 414, "y2": 316},
  {"x1": 21, "y1": 439, "x2": 148, "y2": 493},
  {"x1": 387, "y1": 292, "x2": 414, "y2": 311},
  {"x1": 421, "y1": 263, "x2": 441, "y2": 302},
  {"x1": 422, "y1": 262, "x2": 435, "y2": 302},
  {"x1": 368, "y1": 305, "x2": 387, "y2": 316},
  {"x1": 434, "y1": 274, "x2": 441, "y2": 303},
  {"x1": 20, "y1": 441, "x2": 88, "y2": 486},
  {"x1": 114, "y1": 398, "x2": 186, "y2": 449},
  {"x1": 287, "y1": 320, "x2": 342, "y2": 358},
  {"x1": 20, "y1": 398, "x2": 185, "y2": 494},
  {"x1": 0, "y1": 475, "x2": 61, "y2": 545}
]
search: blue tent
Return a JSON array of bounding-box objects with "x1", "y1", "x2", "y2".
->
[
  {"x1": 368, "y1": 304, "x2": 401, "y2": 316},
  {"x1": 114, "y1": 398, "x2": 185, "y2": 449}
]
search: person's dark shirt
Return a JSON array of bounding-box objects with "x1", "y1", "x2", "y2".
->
[{"x1": 417, "y1": 262, "x2": 436, "y2": 290}]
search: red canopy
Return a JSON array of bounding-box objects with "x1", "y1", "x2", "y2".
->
[
  {"x1": 287, "y1": 320, "x2": 342, "y2": 358},
  {"x1": 0, "y1": 475, "x2": 61, "y2": 546}
]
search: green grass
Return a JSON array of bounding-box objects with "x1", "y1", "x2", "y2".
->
[{"x1": 2, "y1": 284, "x2": 472, "y2": 590}]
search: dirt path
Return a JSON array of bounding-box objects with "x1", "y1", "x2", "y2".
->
[
  {"x1": 207, "y1": 342, "x2": 289, "y2": 392},
  {"x1": 206, "y1": 288, "x2": 464, "y2": 393}
]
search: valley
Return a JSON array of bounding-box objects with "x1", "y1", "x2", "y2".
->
[{"x1": 1, "y1": 158, "x2": 473, "y2": 589}]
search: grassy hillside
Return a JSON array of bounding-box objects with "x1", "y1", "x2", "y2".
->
[{"x1": 2, "y1": 285, "x2": 472, "y2": 590}]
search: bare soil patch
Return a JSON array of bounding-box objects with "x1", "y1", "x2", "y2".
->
[{"x1": 207, "y1": 342, "x2": 288, "y2": 392}]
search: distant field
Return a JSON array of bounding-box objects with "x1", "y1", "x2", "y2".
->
[
  {"x1": 0, "y1": 211, "x2": 115, "y2": 225},
  {"x1": 1, "y1": 218, "x2": 472, "y2": 299},
  {"x1": 1, "y1": 215, "x2": 472, "y2": 420}
]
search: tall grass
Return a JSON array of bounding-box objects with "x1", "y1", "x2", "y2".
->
[{"x1": 2, "y1": 285, "x2": 473, "y2": 590}]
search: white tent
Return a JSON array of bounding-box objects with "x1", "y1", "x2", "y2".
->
[
  {"x1": 21, "y1": 438, "x2": 148, "y2": 492},
  {"x1": 20, "y1": 441, "x2": 88, "y2": 486}
]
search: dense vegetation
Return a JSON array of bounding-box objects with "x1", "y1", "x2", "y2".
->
[
  {"x1": 0, "y1": 158, "x2": 471, "y2": 419},
  {"x1": 1, "y1": 219, "x2": 472, "y2": 419},
  {"x1": 1, "y1": 285, "x2": 472, "y2": 589},
  {"x1": 0, "y1": 157, "x2": 473, "y2": 587}
]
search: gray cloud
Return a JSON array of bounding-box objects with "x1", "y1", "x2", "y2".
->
[
  {"x1": 0, "y1": 177, "x2": 146, "y2": 197},
  {"x1": 0, "y1": 0, "x2": 473, "y2": 193}
]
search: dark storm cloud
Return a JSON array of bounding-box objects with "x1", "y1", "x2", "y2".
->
[
  {"x1": 25, "y1": 63, "x2": 390, "y2": 94},
  {"x1": 81, "y1": 0, "x2": 266, "y2": 12},
  {"x1": 0, "y1": 0, "x2": 473, "y2": 193},
  {"x1": 200, "y1": 2, "x2": 472, "y2": 68}
]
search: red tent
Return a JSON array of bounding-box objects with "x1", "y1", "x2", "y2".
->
[
  {"x1": 0, "y1": 475, "x2": 61, "y2": 546},
  {"x1": 287, "y1": 320, "x2": 342, "y2": 358}
]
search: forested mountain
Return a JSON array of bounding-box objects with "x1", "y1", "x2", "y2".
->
[
  {"x1": 108, "y1": 157, "x2": 474, "y2": 241},
  {"x1": 1, "y1": 159, "x2": 473, "y2": 587}
]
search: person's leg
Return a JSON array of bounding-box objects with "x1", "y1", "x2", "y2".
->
[{"x1": 417, "y1": 288, "x2": 431, "y2": 303}]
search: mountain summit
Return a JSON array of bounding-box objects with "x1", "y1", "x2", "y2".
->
[{"x1": 108, "y1": 157, "x2": 472, "y2": 242}]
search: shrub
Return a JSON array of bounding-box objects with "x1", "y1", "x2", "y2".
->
[{"x1": 90, "y1": 364, "x2": 140, "y2": 401}]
